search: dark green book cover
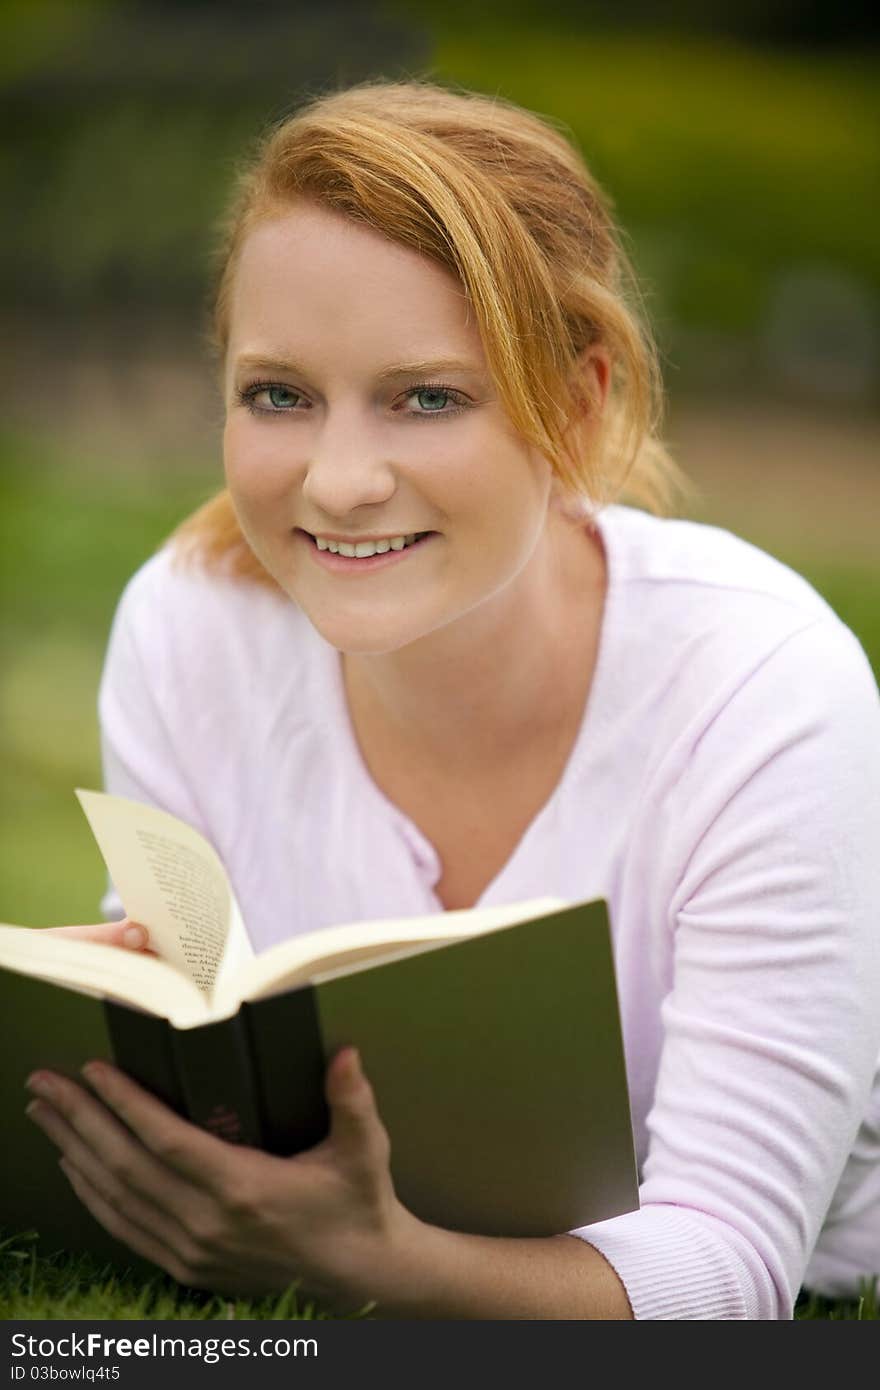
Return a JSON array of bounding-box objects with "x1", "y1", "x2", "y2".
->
[{"x1": 0, "y1": 898, "x2": 639, "y2": 1271}]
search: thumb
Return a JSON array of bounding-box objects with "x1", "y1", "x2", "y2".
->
[
  {"x1": 45, "y1": 919, "x2": 155, "y2": 953},
  {"x1": 324, "y1": 1047, "x2": 388, "y2": 1160}
]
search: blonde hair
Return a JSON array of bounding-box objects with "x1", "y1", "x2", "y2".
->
[{"x1": 171, "y1": 78, "x2": 691, "y2": 585}]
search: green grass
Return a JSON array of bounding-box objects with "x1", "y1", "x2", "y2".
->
[
  {"x1": 0, "y1": 1231, "x2": 367, "y2": 1320},
  {"x1": 794, "y1": 1281, "x2": 878, "y2": 1321},
  {"x1": 0, "y1": 1232, "x2": 874, "y2": 1320},
  {"x1": 0, "y1": 438, "x2": 218, "y2": 928}
]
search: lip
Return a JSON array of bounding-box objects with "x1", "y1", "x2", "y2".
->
[
  {"x1": 294, "y1": 528, "x2": 438, "y2": 574},
  {"x1": 300, "y1": 530, "x2": 432, "y2": 545}
]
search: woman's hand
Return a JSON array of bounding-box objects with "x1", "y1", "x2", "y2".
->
[
  {"x1": 24, "y1": 1048, "x2": 424, "y2": 1310},
  {"x1": 44, "y1": 920, "x2": 156, "y2": 954}
]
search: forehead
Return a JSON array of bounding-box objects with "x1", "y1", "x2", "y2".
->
[{"x1": 227, "y1": 202, "x2": 480, "y2": 366}]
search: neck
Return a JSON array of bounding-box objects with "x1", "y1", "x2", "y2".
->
[{"x1": 341, "y1": 510, "x2": 607, "y2": 779}]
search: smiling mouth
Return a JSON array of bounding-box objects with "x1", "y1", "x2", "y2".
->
[{"x1": 300, "y1": 530, "x2": 434, "y2": 556}]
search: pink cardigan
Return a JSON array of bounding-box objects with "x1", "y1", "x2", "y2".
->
[{"x1": 98, "y1": 504, "x2": 880, "y2": 1319}]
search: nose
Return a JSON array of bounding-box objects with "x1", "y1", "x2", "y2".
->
[{"x1": 301, "y1": 407, "x2": 397, "y2": 518}]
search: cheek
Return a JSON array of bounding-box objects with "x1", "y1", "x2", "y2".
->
[
  {"x1": 223, "y1": 418, "x2": 304, "y2": 510},
  {"x1": 436, "y1": 440, "x2": 550, "y2": 551}
]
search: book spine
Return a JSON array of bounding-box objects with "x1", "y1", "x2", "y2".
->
[
  {"x1": 105, "y1": 991, "x2": 328, "y2": 1155},
  {"x1": 242, "y1": 987, "x2": 328, "y2": 1156},
  {"x1": 104, "y1": 1002, "x2": 186, "y2": 1114},
  {"x1": 168, "y1": 1013, "x2": 263, "y2": 1146}
]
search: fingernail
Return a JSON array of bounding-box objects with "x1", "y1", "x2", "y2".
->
[
  {"x1": 122, "y1": 925, "x2": 147, "y2": 948},
  {"x1": 25, "y1": 1072, "x2": 54, "y2": 1098}
]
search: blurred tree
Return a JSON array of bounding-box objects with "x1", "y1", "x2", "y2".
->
[
  {"x1": 2, "y1": 0, "x2": 877, "y2": 403},
  {"x1": 1, "y1": 0, "x2": 431, "y2": 313},
  {"x1": 387, "y1": 0, "x2": 880, "y2": 49}
]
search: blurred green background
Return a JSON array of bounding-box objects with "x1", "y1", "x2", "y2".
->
[{"x1": 2, "y1": 0, "x2": 878, "y2": 927}]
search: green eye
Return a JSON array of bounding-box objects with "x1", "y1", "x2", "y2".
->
[
  {"x1": 415, "y1": 388, "x2": 450, "y2": 411},
  {"x1": 267, "y1": 386, "x2": 299, "y2": 409}
]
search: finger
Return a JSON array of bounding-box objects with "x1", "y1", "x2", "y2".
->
[
  {"x1": 79, "y1": 1061, "x2": 244, "y2": 1194},
  {"x1": 27, "y1": 1098, "x2": 200, "y2": 1271},
  {"x1": 58, "y1": 1158, "x2": 199, "y2": 1288},
  {"x1": 324, "y1": 1048, "x2": 391, "y2": 1166},
  {"x1": 25, "y1": 1071, "x2": 211, "y2": 1221},
  {"x1": 46, "y1": 920, "x2": 155, "y2": 953}
]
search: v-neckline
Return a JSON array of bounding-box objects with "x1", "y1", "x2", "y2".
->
[{"x1": 319, "y1": 505, "x2": 621, "y2": 911}]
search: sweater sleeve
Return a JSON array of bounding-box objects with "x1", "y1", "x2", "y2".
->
[
  {"x1": 569, "y1": 616, "x2": 880, "y2": 1319},
  {"x1": 96, "y1": 553, "x2": 209, "y2": 920}
]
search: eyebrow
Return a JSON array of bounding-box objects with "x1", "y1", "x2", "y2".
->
[{"x1": 233, "y1": 353, "x2": 489, "y2": 382}]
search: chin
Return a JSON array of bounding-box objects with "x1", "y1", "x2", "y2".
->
[{"x1": 304, "y1": 611, "x2": 428, "y2": 657}]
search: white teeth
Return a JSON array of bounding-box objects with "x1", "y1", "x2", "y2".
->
[{"x1": 312, "y1": 532, "x2": 427, "y2": 557}]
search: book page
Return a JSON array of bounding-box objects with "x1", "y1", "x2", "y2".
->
[
  {"x1": 228, "y1": 896, "x2": 568, "y2": 1009},
  {"x1": 211, "y1": 894, "x2": 255, "y2": 1002},
  {"x1": 75, "y1": 790, "x2": 254, "y2": 1000},
  {"x1": 0, "y1": 924, "x2": 208, "y2": 1027}
]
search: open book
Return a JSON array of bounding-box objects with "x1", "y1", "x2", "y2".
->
[{"x1": 0, "y1": 790, "x2": 638, "y2": 1268}]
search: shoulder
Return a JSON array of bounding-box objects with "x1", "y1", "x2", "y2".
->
[
  {"x1": 602, "y1": 504, "x2": 838, "y2": 626},
  {"x1": 112, "y1": 543, "x2": 306, "y2": 640},
  {"x1": 600, "y1": 503, "x2": 864, "y2": 675},
  {"x1": 112, "y1": 543, "x2": 289, "y2": 624},
  {"x1": 103, "y1": 544, "x2": 319, "y2": 705},
  {"x1": 595, "y1": 505, "x2": 878, "y2": 763}
]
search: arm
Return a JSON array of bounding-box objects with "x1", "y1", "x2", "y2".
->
[
  {"x1": 346, "y1": 1226, "x2": 633, "y2": 1319},
  {"x1": 569, "y1": 617, "x2": 880, "y2": 1318}
]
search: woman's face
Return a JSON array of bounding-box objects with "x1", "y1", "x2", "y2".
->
[{"x1": 223, "y1": 201, "x2": 559, "y2": 655}]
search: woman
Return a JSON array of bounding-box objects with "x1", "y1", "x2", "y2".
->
[{"x1": 27, "y1": 79, "x2": 880, "y2": 1319}]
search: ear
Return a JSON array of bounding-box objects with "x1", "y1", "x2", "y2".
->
[
  {"x1": 573, "y1": 344, "x2": 612, "y2": 418},
  {"x1": 547, "y1": 344, "x2": 613, "y2": 518},
  {"x1": 558, "y1": 345, "x2": 611, "y2": 466}
]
